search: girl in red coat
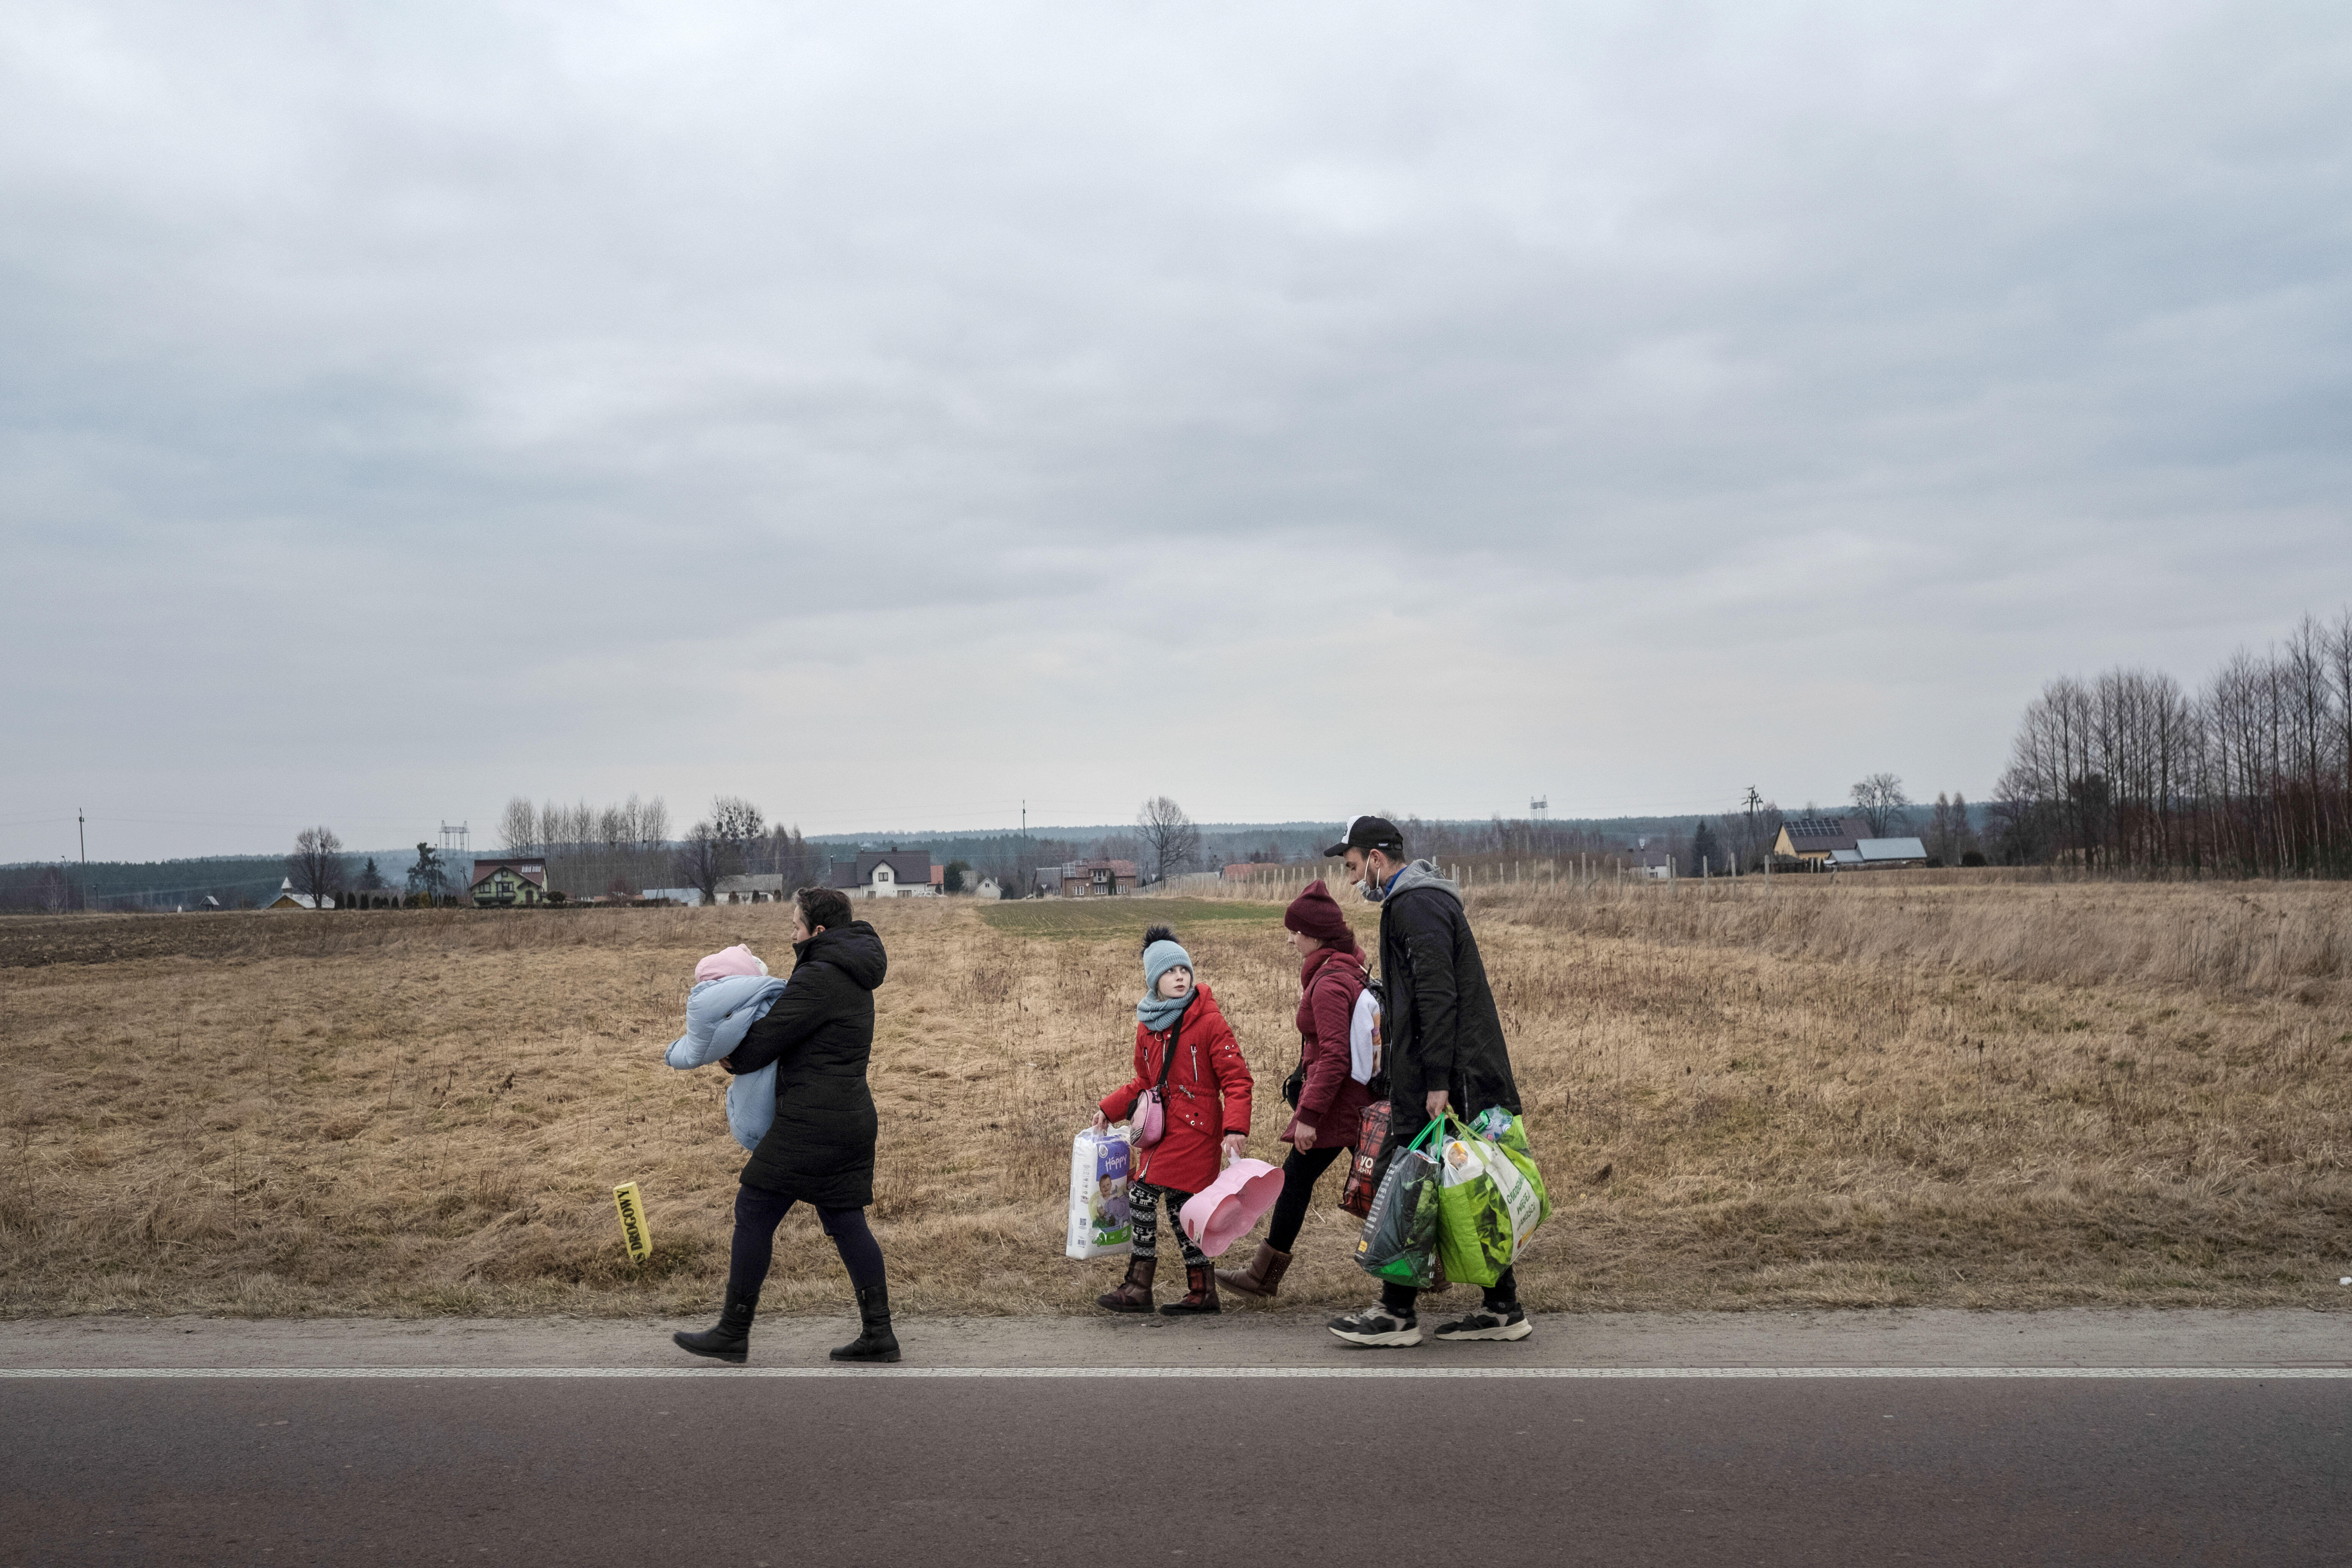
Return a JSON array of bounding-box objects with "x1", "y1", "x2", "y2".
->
[
  {"x1": 1092, "y1": 924, "x2": 1254, "y2": 1316},
  {"x1": 1219, "y1": 879, "x2": 1372, "y2": 1302}
]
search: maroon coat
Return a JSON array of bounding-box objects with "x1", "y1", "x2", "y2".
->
[
  {"x1": 1282, "y1": 945, "x2": 1374, "y2": 1150},
  {"x1": 1098, "y1": 983, "x2": 1254, "y2": 1196}
]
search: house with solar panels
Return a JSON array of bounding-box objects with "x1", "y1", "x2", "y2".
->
[{"x1": 1772, "y1": 816, "x2": 1928, "y2": 869}]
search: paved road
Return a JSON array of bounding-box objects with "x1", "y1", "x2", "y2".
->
[{"x1": 5, "y1": 1313, "x2": 2346, "y2": 1566}]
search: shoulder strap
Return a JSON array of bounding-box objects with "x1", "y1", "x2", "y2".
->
[{"x1": 1153, "y1": 1007, "x2": 1184, "y2": 1092}]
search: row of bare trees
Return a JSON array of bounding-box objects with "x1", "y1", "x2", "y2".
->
[
  {"x1": 497, "y1": 794, "x2": 677, "y2": 898},
  {"x1": 1994, "y1": 609, "x2": 2352, "y2": 875},
  {"x1": 496, "y1": 793, "x2": 832, "y2": 902}
]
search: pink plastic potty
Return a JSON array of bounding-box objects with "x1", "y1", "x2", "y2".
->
[{"x1": 1179, "y1": 1158, "x2": 1284, "y2": 1258}]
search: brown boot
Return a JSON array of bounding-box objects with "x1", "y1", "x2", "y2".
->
[
  {"x1": 1097, "y1": 1256, "x2": 1156, "y2": 1313},
  {"x1": 1160, "y1": 1263, "x2": 1220, "y2": 1316},
  {"x1": 1216, "y1": 1243, "x2": 1291, "y2": 1301}
]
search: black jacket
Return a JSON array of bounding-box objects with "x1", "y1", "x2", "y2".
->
[
  {"x1": 1377, "y1": 862, "x2": 1519, "y2": 1145},
  {"x1": 726, "y1": 921, "x2": 888, "y2": 1207}
]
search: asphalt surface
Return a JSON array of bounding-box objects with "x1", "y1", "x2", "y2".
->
[{"x1": 6, "y1": 1312, "x2": 2347, "y2": 1567}]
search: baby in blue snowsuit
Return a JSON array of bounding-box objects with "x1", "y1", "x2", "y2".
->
[{"x1": 665, "y1": 944, "x2": 789, "y2": 1151}]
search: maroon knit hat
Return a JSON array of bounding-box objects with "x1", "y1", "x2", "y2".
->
[{"x1": 1284, "y1": 879, "x2": 1355, "y2": 947}]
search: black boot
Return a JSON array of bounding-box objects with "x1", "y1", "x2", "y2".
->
[
  {"x1": 673, "y1": 1296, "x2": 756, "y2": 1364},
  {"x1": 830, "y1": 1283, "x2": 901, "y2": 1364}
]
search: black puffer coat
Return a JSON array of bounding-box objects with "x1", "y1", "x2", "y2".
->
[
  {"x1": 1377, "y1": 861, "x2": 1520, "y2": 1146},
  {"x1": 725, "y1": 921, "x2": 888, "y2": 1207}
]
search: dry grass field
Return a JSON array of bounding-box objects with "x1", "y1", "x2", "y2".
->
[{"x1": 1, "y1": 877, "x2": 2346, "y2": 1319}]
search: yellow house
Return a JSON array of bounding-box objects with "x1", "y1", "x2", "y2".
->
[
  {"x1": 266, "y1": 877, "x2": 333, "y2": 910},
  {"x1": 1772, "y1": 816, "x2": 1865, "y2": 865}
]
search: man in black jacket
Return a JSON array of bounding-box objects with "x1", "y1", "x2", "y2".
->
[{"x1": 1322, "y1": 815, "x2": 1531, "y2": 1348}]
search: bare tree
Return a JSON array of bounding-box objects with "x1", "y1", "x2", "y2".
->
[
  {"x1": 498, "y1": 796, "x2": 539, "y2": 854},
  {"x1": 709, "y1": 796, "x2": 765, "y2": 880},
  {"x1": 1849, "y1": 774, "x2": 1910, "y2": 837},
  {"x1": 1136, "y1": 796, "x2": 1201, "y2": 884},
  {"x1": 286, "y1": 826, "x2": 347, "y2": 906},
  {"x1": 674, "y1": 821, "x2": 727, "y2": 905},
  {"x1": 1928, "y1": 793, "x2": 1959, "y2": 864},
  {"x1": 764, "y1": 823, "x2": 821, "y2": 888},
  {"x1": 633, "y1": 794, "x2": 670, "y2": 851}
]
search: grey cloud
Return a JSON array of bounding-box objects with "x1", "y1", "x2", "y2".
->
[{"x1": 4, "y1": 1, "x2": 2348, "y2": 859}]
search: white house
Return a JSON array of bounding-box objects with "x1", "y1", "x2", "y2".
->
[
  {"x1": 829, "y1": 851, "x2": 940, "y2": 899},
  {"x1": 714, "y1": 873, "x2": 787, "y2": 904},
  {"x1": 972, "y1": 875, "x2": 1001, "y2": 900}
]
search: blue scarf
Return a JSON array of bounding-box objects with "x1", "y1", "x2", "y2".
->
[{"x1": 1136, "y1": 983, "x2": 1198, "y2": 1034}]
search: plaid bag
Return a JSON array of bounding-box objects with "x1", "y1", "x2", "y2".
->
[{"x1": 1337, "y1": 1100, "x2": 1392, "y2": 1218}]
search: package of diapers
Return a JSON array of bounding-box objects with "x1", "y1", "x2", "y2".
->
[{"x1": 1065, "y1": 1126, "x2": 1135, "y2": 1259}]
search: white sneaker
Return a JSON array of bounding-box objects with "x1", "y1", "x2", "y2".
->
[{"x1": 1327, "y1": 1306, "x2": 1422, "y2": 1347}]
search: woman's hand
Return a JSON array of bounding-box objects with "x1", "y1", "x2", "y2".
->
[
  {"x1": 1292, "y1": 1120, "x2": 1317, "y2": 1151},
  {"x1": 1221, "y1": 1132, "x2": 1247, "y2": 1161}
]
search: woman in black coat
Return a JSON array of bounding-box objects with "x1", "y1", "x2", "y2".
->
[{"x1": 672, "y1": 886, "x2": 898, "y2": 1365}]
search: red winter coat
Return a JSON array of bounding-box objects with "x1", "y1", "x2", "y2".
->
[
  {"x1": 1282, "y1": 945, "x2": 1374, "y2": 1150},
  {"x1": 1098, "y1": 983, "x2": 1254, "y2": 1196}
]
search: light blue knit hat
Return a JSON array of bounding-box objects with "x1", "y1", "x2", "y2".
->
[{"x1": 1142, "y1": 933, "x2": 1193, "y2": 997}]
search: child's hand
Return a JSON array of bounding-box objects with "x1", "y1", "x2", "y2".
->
[
  {"x1": 1092, "y1": 1110, "x2": 1109, "y2": 1134},
  {"x1": 1221, "y1": 1133, "x2": 1247, "y2": 1161}
]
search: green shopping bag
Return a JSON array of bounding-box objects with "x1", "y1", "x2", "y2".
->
[
  {"x1": 1354, "y1": 1117, "x2": 1445, "y2": 1288},
  {"x1": 1434, "y1": 1114, "x2": 1544, "y2": 1287}
]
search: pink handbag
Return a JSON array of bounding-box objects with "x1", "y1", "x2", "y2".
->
[{"x1": 1133, "y1": 1089, "x2": 1165, "y2": 1148}]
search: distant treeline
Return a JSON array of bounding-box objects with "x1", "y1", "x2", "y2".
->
[
  {"x1": 1995, "y1": 609, "x2": 2352, "y2": 876},
  {"x1": 0, "y1": 853, "x2": 385, "y2": 911}
]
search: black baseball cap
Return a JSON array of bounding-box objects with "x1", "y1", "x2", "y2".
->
[{"x1": 1322, "y1": 815, "x2": 1404, "y2": 858}]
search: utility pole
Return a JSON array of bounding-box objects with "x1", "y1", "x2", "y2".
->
[
  {"x1": 78, "y1": 808, "x2": 87, "y2": 910},
  {"x1": 1742, "y1": 786, "x2": 1762, "y2": 871}
]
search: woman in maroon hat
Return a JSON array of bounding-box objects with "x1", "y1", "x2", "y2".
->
[{"x1": 1217, "y1": 878, "x2": 1374, "y2": 1301}]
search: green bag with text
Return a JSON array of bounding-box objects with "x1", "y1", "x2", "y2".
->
[
  {"x1": 1434, "y1": 1114, "x2": 1545, "y2": 1287},
  {"x1": 1475, "y1": 1109, "x2": 1551, "y2": 1226}
]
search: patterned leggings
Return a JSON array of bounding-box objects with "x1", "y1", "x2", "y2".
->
[{"x1": 1127, "y1": 1180, "x2": 1208, "y2": 1266}]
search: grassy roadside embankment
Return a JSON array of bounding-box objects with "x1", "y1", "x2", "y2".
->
[{"x1": 0, "y1": 878, "x2": 2345, "y2": 1317}]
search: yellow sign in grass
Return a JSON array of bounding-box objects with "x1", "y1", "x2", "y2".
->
[{"x1": 612, "y1": 1181, "x2": 653, "y2": 1264}]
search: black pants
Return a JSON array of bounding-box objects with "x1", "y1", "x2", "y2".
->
[
  {"x1": 1264, "y1": 1142, "x2": 1347, "y2": 1253},
  {"x1": 1383, "y1": 1265, "x2": 1517, "y2": 1316},
  {"x1": 726, "y1": 1184, "x2": 887, "y2": 1305}
]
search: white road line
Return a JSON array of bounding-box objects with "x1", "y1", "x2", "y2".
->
[{"x1": 0, "y1": 1365, "x2": 2345, "y2": 1380}]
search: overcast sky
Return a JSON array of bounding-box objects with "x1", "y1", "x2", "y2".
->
[{"x1": 5, "y1": 1, "x2": 2347, "y2": 863}]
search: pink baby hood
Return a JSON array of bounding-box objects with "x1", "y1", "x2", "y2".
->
[
  {"x1": 695, "y1": 944, "x2": 768, "y2": 982},
  {"x1": 1179, "y1": 1158, "x2": 1284, "y2": 1258}
]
